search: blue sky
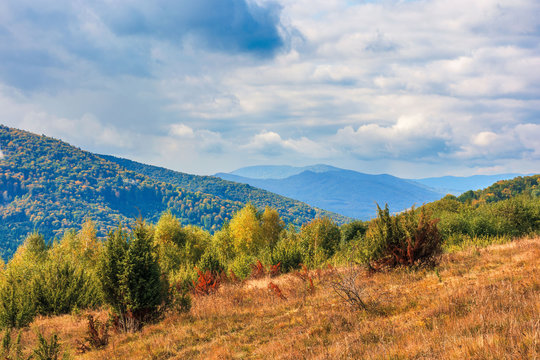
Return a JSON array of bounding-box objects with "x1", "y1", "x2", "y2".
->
[{"x1": 0, "y1": 0, "x2": 539, "y2": 177}]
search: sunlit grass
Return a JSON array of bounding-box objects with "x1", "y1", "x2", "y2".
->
[{"x1": 442, "y1": 234, "x2": 515, "y2": 253}]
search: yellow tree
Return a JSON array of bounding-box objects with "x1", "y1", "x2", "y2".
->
[
  {"x1": 54, "y1": 220, "x2": 101, "y2": 266},
  {"x1": 154, "y1": 211, "x2": 185, "y2": 274},
  {"x1": 229, "y1": 204, "x2": 263, "y2": 256}
]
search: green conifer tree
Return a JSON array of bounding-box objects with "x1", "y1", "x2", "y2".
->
[
  {"x1": 97, "y1": 226, "x2": 129, "y2": 315},
  {"x1": 119, "y1": 220, "x2": 165, "y2": 323},
  {"x1": 0, "y1": 272, "x2": 35, "y2": 329}
]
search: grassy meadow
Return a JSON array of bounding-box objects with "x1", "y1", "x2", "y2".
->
[{"x1": 9, "y1": 236, "x2": 539, "y2": 359}]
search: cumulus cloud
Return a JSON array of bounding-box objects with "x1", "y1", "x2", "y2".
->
[
  {"x1": 243, "y1": 130, "x2": 336, "y2": 158},
  {"x1": 170, "y1": 123, "x2": 195, "y2": 138},
  {"x1": 169, "y1": 123, "x2": 228, "y2": 154},
  {"x1": 453, "y1": 123, "x2": 540, "y2": 161},
  {"x1": 244, "y1": 131, "x2": 284, "y2": 155},
  {"x1": 332, "y1": 115, "x2": 452, "y2": 159}
]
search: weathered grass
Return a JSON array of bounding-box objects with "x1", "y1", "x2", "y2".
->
[{"x1": 14, "y1": 237, "x2": 540, "y2": 359}]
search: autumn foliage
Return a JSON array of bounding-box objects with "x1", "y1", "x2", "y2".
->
[
  {"x1": 77, "y1": 315, "x2": 110, "y2": 353},
  {"x1": 267, "y1": 282, "x2": 286, "y2": 300},
  {"x1": 250, "y1": 260, "x2": 266, "y2": 279},
  {"x1": 192, "y1": 269, "x2": 220, "y2": 296}
]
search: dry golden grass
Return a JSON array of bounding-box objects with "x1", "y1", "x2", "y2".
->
[{"x1": 15, "y1": 237, "x2": 540, "y2": 359}]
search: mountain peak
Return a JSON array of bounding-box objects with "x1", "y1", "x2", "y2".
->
[{"x1": 227, "y1": 164, "x2": 343, "y2": 179}]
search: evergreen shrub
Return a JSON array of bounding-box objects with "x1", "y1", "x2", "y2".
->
[{"x1": 362, "y1": 204, "x2": 442, "y2": 269}]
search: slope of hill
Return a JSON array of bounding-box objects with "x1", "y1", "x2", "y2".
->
[
  {"x1": 412, "y1": 173, "x2": 530, "y2": 195},
  {"x1": 216, "y1": 169, "x2": 444, "y2": 219},
  {"x1": 99, "y1": 155, "x2": 349, "y2": 226},
  {"x1": 457, "y1": 174, "x2": 540, "y2": 204},
  {"x1": 0, "y1": 125, "x2": 245, "y2": 258},
  {"x1": 0, "y1": 125, "x2": 346, "y2": 259}
]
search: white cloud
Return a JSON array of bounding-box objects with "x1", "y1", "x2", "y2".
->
[
  {"x1": 472, "y1": 132, "x2": 498, "y2": 147},
  {"x1": 167, "y1": 123, "x2": 229, "y2": 154},
  {"x1": 170, "y1": 123, "x2": 195, "y2": 138},
  {"x1": 243, "y1": 130, "x2": 337, "y2": 158},
  {"x1": 454, "y1": 123, "x2": 540, "y2": 161},
  {"x1": 332, "y1": 114, "x2": 452, "y2": 159}
]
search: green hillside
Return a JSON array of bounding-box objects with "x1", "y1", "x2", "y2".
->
[
  {"x1": 0, "y1": 125, "x2": 347, "y2": 259},
  {"x1": 422, "y1": 175, "x2": 540, "y2": 245},
  {"x1": 100, "y1": 155, "x2": 349, "y2": 226},
  {"x1": 457, "y1": 174, "x2": 540, "y2": 204}
]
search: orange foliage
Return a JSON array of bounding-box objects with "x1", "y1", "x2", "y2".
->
[
  {"x1": 269, "y1": 262, "x2": 281, "y2": 278},
  {"x1": 294, "y1": 264, "x2": 315, "y2": 293},
  {"x1": 250, "y1": 260, "x2": 266, "y2": 279},
  {"x1": 267, "y1": 282, "x2": 287, "y2": 300},
  {"x1": 192, "y1": 269, "x2": 220, "y2": 296}
]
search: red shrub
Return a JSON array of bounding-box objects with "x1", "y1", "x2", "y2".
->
[
  {"x1": 268, "y1": 282, "x2": 287, "y2": 300},
  {"x1": 193, "y1": 269, "x2": 220, "y2": 296},
  {"x1": 294, "y1": 264, "x2": 315, "y2": 294},
  {"x1": 269, "y1": 262, "x2": 281, "y2": 277},
  {"x1": 250, "y1": 260, "x2": 266, "y2": 279}
]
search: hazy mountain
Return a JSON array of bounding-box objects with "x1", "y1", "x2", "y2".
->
[
  {"x1": 221, "y1": 165, "x2": 533, "y2": 219},
  {"x1": 229, "y1": 164, "x2": 341, "y2": 179},
  {"x1": 216, "y1": 169, "x2": 444, "y2": 220}
]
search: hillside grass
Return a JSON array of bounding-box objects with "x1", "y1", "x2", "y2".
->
[{"x1": 12, "y1": 237, "x2": 540, "y2": 359}]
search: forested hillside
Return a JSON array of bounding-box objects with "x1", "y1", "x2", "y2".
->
[
  {"x1": 0, "y1": 126, "x2": 242, "y2": 258},
  {"x1": 422, "y1": 175, "x2": 540, "y2": 247},
  {"x1": 412, "y1": 173, "x2": 528, "y2": 195},
  {"x1": 0, "y1": 125, "x2": 347, "y2": 259},
  {"x1": 100, "y1": 155, "x2": 348, "y2": 226},
  {"x1": 457, "y1": 174, "x2": 540, "y2": 204}
]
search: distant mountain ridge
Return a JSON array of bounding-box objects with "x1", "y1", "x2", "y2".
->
[
  {"x1": 230, "y1": 164, "x2": 342, "y2": 179},
  {"x1": 217, "y1": 165, "x2": 532, "y2": 220},
  {"x1": 216, "y1": 169, "x2": 444, "y2": 219},
  {"x1": 100, "y1": 155, "x2": 349, "y2": 226}
]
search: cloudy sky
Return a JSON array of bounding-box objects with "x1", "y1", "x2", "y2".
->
[{"x1": 0, "y1": 0, "x2": 539, "y2": 177}]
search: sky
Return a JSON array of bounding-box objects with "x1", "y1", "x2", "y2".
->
[{"x1": 0, "y1": 0, "x2": 539, "y2": 178}]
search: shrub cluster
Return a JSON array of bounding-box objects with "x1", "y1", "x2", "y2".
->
[
  {"x1": 426, "y1": 193, "x2": 539, "y2": 248},
  {"x1": 361, "y1": 205, "x2": 442, "y2": 269},
  {"x1": 0, "y1": 225, "x2": 99, "y2": 330}
]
